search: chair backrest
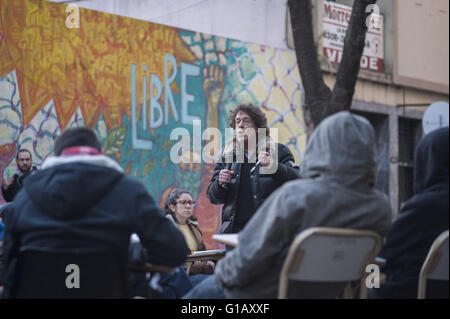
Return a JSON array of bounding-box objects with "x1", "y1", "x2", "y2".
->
[
  {"x1": 278, "y1": 227, "x2": 382, "y2": 299},
  {"x1": 11, "y1": 250, "x2": 128, "y2": 298},
  {"x1": 418, "y1": 230, "x2": 449, "y2": 299}
]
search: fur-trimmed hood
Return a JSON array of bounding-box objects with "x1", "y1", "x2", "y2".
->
[{"x1": 23, "y1": 155, "x2": 124, "y2": 220}]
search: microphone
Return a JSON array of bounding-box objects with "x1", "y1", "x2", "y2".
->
[
  {"x1": 251, "y1": 146, "x2": 271, "y2": 174},
  {"x1": 222, "y1": 162, "x2": 233, "y2": 190},
  {"x1": 250, "y1": 161, "x2": 260, "y2": 174}
]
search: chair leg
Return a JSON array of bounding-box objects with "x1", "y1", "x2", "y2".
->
[
  {"x1": 418, "y1": 276, "x2": 427, "y2": 299},
  {"x1": 359, "y1": 277, "x2": 367, "y2": 299},
  {"x1": 185, "y1": 262, "x2": 193, "y2": 276},
  {"x1": 278, "y1": 277, "x2": 288, "y2": 299},
  {"x1": 343, "y1": 283, "x2": 353, "y2": 299}
]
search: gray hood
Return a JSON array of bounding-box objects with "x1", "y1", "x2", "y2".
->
[{"x1": 303, "y1": 111, "x2": 376, "y2": 190}]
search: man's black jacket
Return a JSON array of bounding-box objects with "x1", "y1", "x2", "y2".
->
[{"x1": 207, "y1": 143, "x2": 300, "y2": 233}]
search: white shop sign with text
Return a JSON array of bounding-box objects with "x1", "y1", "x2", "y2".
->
[{"x1": 322, "y1": 1, "x2": 384, "y2": 73}]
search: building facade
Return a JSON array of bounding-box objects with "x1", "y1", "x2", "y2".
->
[{"x1": 0, "y1": 0, "x2": 448, "y2": 247}]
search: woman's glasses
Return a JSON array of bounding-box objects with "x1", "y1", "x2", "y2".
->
[{"x1": 176, "y1": 199, "x2": 195, "y2": 206}]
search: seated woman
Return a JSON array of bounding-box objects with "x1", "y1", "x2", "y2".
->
[
  {"x1": 128, "y1": 189, "x2": 216, "y2": 298},
  {"x1": 164, "y1": 189, "x2": 215, "y2": 286}
]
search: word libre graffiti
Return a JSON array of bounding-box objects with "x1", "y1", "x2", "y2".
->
[
  {"x1": 131, "y1": 53, "x2": 201, "y2": 151},
  {"x1": 131, "y1": 53, "x2": 279, "y2": 170}
]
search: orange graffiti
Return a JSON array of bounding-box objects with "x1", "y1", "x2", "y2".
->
[{"x1": 0, "y1": 0, "x2": 196, "y2": 129}]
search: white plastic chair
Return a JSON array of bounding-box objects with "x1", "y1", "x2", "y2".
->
[
  {"x1": 278, "y1": 227, "x2": 382, "y2": 299},
  {"x1": 417, "y1": 230, "x2": 449, "y2": 299}
]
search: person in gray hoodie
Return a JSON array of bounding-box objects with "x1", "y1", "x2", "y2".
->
[{"x1": 183, "y1": 111, "x2": 392, "y2": 299}]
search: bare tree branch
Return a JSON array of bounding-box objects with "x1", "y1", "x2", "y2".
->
[
  {"x1": 288, "y1": 0, "x2": 377, "y2": 128},
  {"x1": 332, "y1": 0, "x2": 377, "y2": 110},
  {"x1": 288, "y1": 0, "x2": 332, "y2": 127}
]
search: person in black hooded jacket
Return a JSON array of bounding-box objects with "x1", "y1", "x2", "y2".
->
[
  {"x1": 1, "y1": 127, "x2": 189, "y2": 298},
  {"x1": 369, "y1": 126, "x2": 449, "y2": 299}
]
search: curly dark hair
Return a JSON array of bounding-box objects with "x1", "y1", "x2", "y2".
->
[
  {"x1": 164, "y1": 189, "x2": 197, "y2": 224},
  {"x1": 228, "y1": 104, "x2": 270, "y2": 137}
]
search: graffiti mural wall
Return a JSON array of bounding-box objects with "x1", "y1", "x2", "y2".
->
[{"x1": 0, "y1": 0, "x2": 306, "y2": 248}]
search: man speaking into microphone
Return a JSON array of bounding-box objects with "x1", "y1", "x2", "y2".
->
[{"x1": 207, "y1": 104, "x2": 301, "y2": 234}]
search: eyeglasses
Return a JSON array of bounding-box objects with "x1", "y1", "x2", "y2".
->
[
  {"x1": 235, "y1": 118, "x2": 253, "y2": 127},
  {"x1": 176, "y1": 199, "x2": 195, "y2": 206}
]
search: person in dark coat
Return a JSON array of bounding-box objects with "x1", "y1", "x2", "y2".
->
[
  {"x1": 1, "y1": 127, "x2": 189, "y2": 298},
  {"x1": 2, "y1": 149, "x2": 38, "y2": 202},
  {"x1": 370, "y1": 126, "x2": 449, "y2": 299},
  {"x1": 207, "y1": 104, "x2": 301, "y2": 234}
]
